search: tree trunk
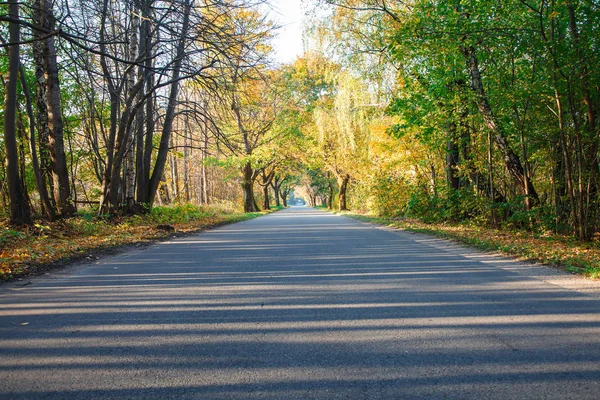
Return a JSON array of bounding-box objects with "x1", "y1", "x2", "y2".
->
[
  {"x1": 30, "y1": 17, "x2": 56, "y2": 219},
  {"x1": 271, "y1": 178, "x2": 281, "y2": 207},
  {"x1": 201, "y1": 111, "x2": 209, "y2": 204},
  {"x1": 262, "y1": 184, "x2": 270, "y2": 210},
  {"x1": 39, "y1": 0, "x2": 74, "y2": 217},
  {"x1": 253, "y1": 197, "x2": 260, "y2": 212},
  {"x1": 104, "y1": 78, "x2": 145, "y2": 212},
  {"x1": 338, "y1": 174, "x2": 350, "y2": 211},
  {"x1": 272, "y1": 186, "x2": 280, "y2": 207},
  {"x1": 242, "y1": 162, "x2": 257, "y2": 212},
  {"x1": 146, "y1": 0, "x2": 192, "y2": 207},
  {"x1": 19, "y1": 62, "x2": 54, "y2": 220},
  {"x1": 170, "y1": 133, "x2": 179, "y2": 202},
  {"x1": 201, "y1": 145, "x2": 209, "y2": 205},
  {"x1": 258, "y1": 169, "x2": 275, "y2": 210},
  {"x1": 134, "y1": 0, "x2": 154, "y2": 212},
  {"x1": 4, "y1": 0, "x2": 32, "y2": 226},
  {"x1": 328, "y1": 179, "x2": 334, "y2": 209},
  {"x1": 430, "y1": 163, "x2": 438, "y2": 198},
  {"x1": 125, "y1": 126, "x2": 136, "y2": 212},
  {"x1": 183, "y1": 122, "x2": 190, "y2": 203},
  {"x1": 97, "y1": 0, "x2": 119, "y2": 214},
  {"x1": 446, "y1": 121, "x2": 460, "y2": 191},
  {"x1": 33, "y1": 34, "x2": 56, "y2": 215},
  {"x1": 17, "y1": 109, "x2": 32, "y2": 213},
  {"x1": 488, "y1": 129, "x2": 498, "y2": 226},
  {"x1": 461, "y1": 44, "x2": 539, "y2": 205},
  {"x1": 124, "y1": 6, "x2": 139, "y2": 213},
  {"x1": 134, "y1": 96, "x2": 147, "y2": 209},
  {"x1": 97, "y1": 0, "x2": 145, "y2": 214}
]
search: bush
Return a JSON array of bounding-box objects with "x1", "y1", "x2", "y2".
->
[
  {"x1": 404, "y1": 186, "x2": 492, "y2": 225},
  {"x1": 501, "y1": 198, "x2": 568, "y2": 234},
  {"x1": 368, "y1": 174, "x2": 411, "y2": 217},
  {"x1": 149, "y1": 204, "x2": 213, "y2": 224}
]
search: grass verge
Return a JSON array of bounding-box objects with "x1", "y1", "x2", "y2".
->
[
  {"x1": 1, "y1": 204, "x2": 277, "y2": 282},
  {"x1": 332, "y1": 210, "x2": 600, "y2": 279}
]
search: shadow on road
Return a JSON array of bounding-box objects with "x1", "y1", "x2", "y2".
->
[{"x1": 1, "y1": 207, "x2": 600, "y2": 399}]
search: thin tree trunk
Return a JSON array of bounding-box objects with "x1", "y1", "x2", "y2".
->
[
  {"x1": 201, "y1": 144, "x2": 208, "y2": 205},
  {"x1": 134, "y1": 96, "x2": 146, "y2": 208},
  {"x1": 446, "y1": 121, "x2": 460, "y2": 191},
  {"x1": 17, "y1": 110, "x2": 32, "y2": 213},
  {"x1": 183, "y1": 121, "x2": 190, "y2": 203},
  {"x1": 201, "y1": 110, "x2": 209, "y2": 204},
  {"x1": 430, "y1": 163, "x2": 438, "y2": 198},
  {"x1": 488, "y1": 129, "x2": 498, "y2": 226},
  {"x1": 146, "y1": 0, "x2": 192, "y2": 206},
  {"x1": 104, "y1": 78, "x2": 145, "y2": 212},
  {"x1": 97, "y1": 0, "x2": 119, "y2": 214},
  {"x1": 125, "y1": 7, "x2": 139, "y2": 213},
  {"x1": 125, "y1": 129, "x2": 136, "y2": 212},
  {"x1": 170, "y1": 134, "x2": 180, "y2": 202},
  {"x1": 19, "y1": 62, "x2": 54, "y2": 220},
  {"x1": 461, "y1": 44, "x2": 539, "y2": 205}
]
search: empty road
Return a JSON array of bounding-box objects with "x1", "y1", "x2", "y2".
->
[{"x1": 1, "y1": 207, "x2": 600, "y2": 399}]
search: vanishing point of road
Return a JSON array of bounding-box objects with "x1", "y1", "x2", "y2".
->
[{"x1": 1, "y1": 207, "x2": 600, "y2": 399}]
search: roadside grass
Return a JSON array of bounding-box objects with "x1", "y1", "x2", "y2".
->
[
  {"x1": 0, "y1": 203, "x2": 274, "y2": 282},
  {"x1": 331, "y1": 210, "x2": 600, "y2": 280}
]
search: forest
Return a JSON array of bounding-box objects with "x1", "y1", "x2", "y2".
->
[{"x1": 1, "y1": 0, "x2": 599, "y2": 274}]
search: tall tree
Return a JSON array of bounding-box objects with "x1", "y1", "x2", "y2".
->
[
  {"x1": 146, "y1": 0, "x2": 193, "y2": 207},
  {"x1": 39, "y1": 0, "x2": 76, "y2": 217},
  {"x1": 209, "y1": 8, "x2": 279, "y2": 212},
  {"x1": 4, "y1": 0, "x2": 32, "y2": 225}
]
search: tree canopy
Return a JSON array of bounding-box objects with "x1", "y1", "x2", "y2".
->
[{"x1": 1, "y1": 0, "x2": 599, "y2": 242}]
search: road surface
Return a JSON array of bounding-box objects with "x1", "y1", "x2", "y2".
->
[{"x1": 1, "y1": 207, "x2": 600, "y2": 399}]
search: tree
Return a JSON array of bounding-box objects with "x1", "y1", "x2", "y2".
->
[
  {"x1": 316, "y1": 0, "x2": 554, "y2": 221},
  {"x1": 311, "y1": 69, "x2": 373, "y2": 210},
  {"x1": 208, "y1": 8, "x2": 279, "y2": 212},
  {"x1": 3, "y1": 0, "x2": 32, "y2": 225},
  {"x1": 34, "y1": 0, "x2": 76, "y2": 217}
]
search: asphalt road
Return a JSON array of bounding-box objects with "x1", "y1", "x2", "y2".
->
[{"x1": 1, "y1": 207, "x2": 600, "y2": 399}]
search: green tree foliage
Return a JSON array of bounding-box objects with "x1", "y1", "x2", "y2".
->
[{"x1": 311, "y1": 0, "x2": 600, "y2": 240}]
